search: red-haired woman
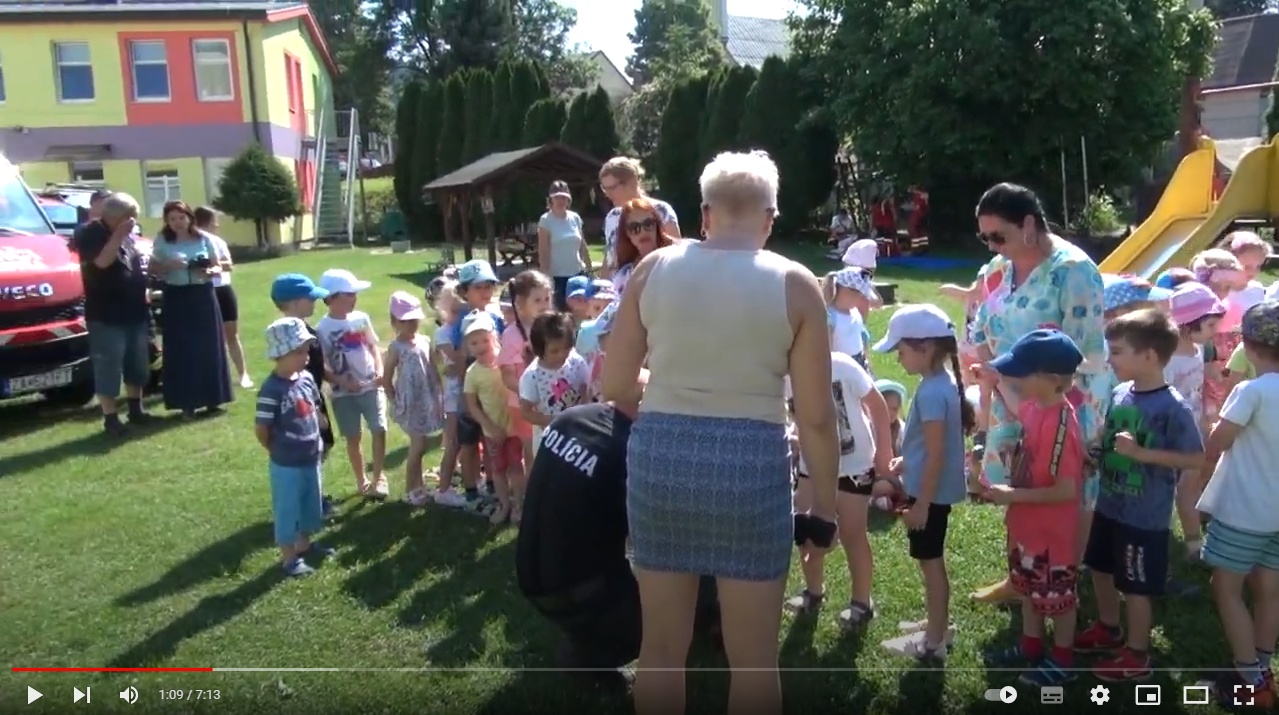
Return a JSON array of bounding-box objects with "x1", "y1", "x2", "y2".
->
[
  {"x1": 612, "y1": 198, "x2": 679, "y2": 297},
  {"x1": 147, "y1": 200, "x2": 234, "y2": 417}
]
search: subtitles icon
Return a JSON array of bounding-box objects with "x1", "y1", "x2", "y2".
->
[
  {"x1": 1040, "y1": 685, "x2": 1064, "y2": 704},
  {"x1": 1183, "y1": 685, "x2": 1211, "y2": 705},
  {"x1": 1134, "y1": 684, "x2": 1161, "y2": 705}
]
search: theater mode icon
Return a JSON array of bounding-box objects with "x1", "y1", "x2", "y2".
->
[{"x1": 1183, "y1": 685, "x2": 1211, "y2": 705}]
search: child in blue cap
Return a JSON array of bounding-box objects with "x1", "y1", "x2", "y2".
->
[
  {"x1": 271, "y1": 273, "x2": 336, "y2": 516},
  {"x1": 564, "y1": 275, "x2": 594, "y2": 324}
]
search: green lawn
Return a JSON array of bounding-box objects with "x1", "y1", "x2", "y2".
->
[{"x1": 0, "y1": 243, "x2": 1250, "y2": 713}]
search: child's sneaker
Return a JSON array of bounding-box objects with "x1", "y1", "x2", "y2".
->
[
  {"x1": 1018, "y1": 655, "x2": 1075, "y2": 687},
  {"x1": 304, "y1": 542, "x2": 336, "y2": 558},
  {"x1": 433, "y1": 489, "x2": 468, "y2": 508},
  {"x1": 900, "y1": 631, "x2": 948, "y2": 662},
  {"x1": 321, "y1": 496, "x2": 337, "y2": 517},
  {"x1": 784, "y1": 589, "x2": 824, "y2": 615},
  {"x1": 371, "y1": 475, "x2": 389, "y2": 500},
  {"x1": 403, "y1": 489, "x2": 430, "y2": 507},
  {"x1": 983, "y1": 643, "x2": 1031, "y2": 668},
  {"x1": 837, "y1": 599, "x2": 874, "y2": 631},
  {"x1": 1092, "y1": 647, "x2": 1152, "y2": 682},
  {"x1": 1073, "y1": 621, "x2": 1124, "y2": 653},
  {"x1": 282, "y1": 558, "x2": 314, "y2": 577}
]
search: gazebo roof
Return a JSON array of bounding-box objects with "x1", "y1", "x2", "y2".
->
[{"x1": 422, "y1": 142, "x2": 603, "y2": 196}]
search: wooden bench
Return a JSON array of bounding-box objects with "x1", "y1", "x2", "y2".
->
[{"x1": 498, "y1": 235, "x2": 537, "y2": 267}]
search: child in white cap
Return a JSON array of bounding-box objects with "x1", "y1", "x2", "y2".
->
[
  {"x1": 256, "y1": 317, "x2": 334, "y2": 577},
  {"x1": 384, "y1": 291, "x2": 445, "y2": 506}
]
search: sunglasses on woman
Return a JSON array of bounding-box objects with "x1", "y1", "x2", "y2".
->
[
  {"x1": 627, "y1": 218, "x2": 658, "y2": 235},
  {"x1": 978, "y1": 231, "x2": 1007, "y2": 246}
]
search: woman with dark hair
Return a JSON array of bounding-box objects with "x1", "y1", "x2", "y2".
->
[
  {"x1": 148, "y1": 200, "x2": 234, "y2": 417},
  {"x1": 537, "y1": 180, "x2": 594, "y2": 310},
  {"x1": 612, "y1": 197, "x2": 678, "y2": 297},
  {"x1": 193, "y1": 206, "x2": 252, "y2": 389}
]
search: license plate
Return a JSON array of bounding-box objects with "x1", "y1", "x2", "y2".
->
[{"x1": 6, "y1": 367, "x2": 74, "y2": 396}]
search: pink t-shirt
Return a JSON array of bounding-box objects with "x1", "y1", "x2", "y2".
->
[
  {"x1": 1005, "y1": 400, "x2": 1083, "y2": 568},
  {"x1": 498, "y1": 323, "x2": 531, "y2": 407}
]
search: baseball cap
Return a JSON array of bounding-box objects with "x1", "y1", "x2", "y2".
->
[
  {"x1": 595, "y1": 300, "x2": 619, "y2": 336},
  {"x1": 873, "y1": 304, "x2": 955, "y2": 352},
  {"x1": 1168, "y1": 282, "x2": 1226, "y2": 326},
  {"x1": 461, "y1": 309, "x2": 497, "y2": 336},
  {"x1": 832, "y1": 267, "x2": 876, "y2": 298},
  {"x1": 1155, "y1": 267, "x2": 1195, "y2": 291},
  {"x1": 456, "y1": 259, "x2": 498, "y2": 285},
  {"x1": 265, "y1": 317, "x2": 314, "y2": 359},
  {"x1": 390, "y1": 291, "x2": 426, "y2": 321},
  {"x1": 990, "y1": 328, "x2": 1084, "y2": 378},
  {"x1": 842, "y1": 239, "x2": 879, "y2": 270},
  {"x1": 319, "y1": 268, "x2": 372, "y2": 294},
  {"x1": 1103, "y1": 274, "x2": 1172, "y2": 312},
  {"x1": 566, "y1": 275, "x2": 592, "y2": 299},
  {"x1": 271, "y1": 273, "x2": 329, "y2": 303},
  {"x1": 589, "y1": 278, "x2": 616, "y2": 301},
  {"x1": 874, "y1": 379, "x2": 907, "y2": 403},
  {"x1": 548, "y1": 180, "x2": 571, "y2": 198},
  {"x1": 1242, "y1": 300, "x2": 1279, "y2": 347}
]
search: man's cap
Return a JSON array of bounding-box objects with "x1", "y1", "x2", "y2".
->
[
  {"x1": 1242, "y1": 300, "x2": 1279, "y2": 348},
  {"x1": 265, "y1": 317, "x2": 314, "y2": 359},
  {"x1": 457, "y1": 259, "x2": 498, "y2": 286},
  {"x1": 989, "y1": 328, "x2": 1084, "y2": 378},
  {"x1": 271, "y1": 273, "x2": 329, "y2": 303},
  {"x1": 873, "y1": 304, "x2": 955, "y2": 352},
  {"x1": 1103, "y1": 273, "x2": 1172, "y2": 312},
  {"x1": 319, "y1": 268, "x2": 372, "y2": 294}
]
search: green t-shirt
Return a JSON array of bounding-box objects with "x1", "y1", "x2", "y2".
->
[{"x1": 1227, "y1": 343, "x2": 1256, "y2": 379}]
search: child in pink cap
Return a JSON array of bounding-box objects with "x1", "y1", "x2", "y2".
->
[
  {"x1": 383, "y1": 291, "x2": 445, "y2": 506},
  {"x1": 1166, "y1": 281, "x2": 1227, "y2": 556}
]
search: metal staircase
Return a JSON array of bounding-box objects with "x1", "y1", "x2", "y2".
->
[{"x1": 310, "y1": 108, "x2": 359, "y2": 246}]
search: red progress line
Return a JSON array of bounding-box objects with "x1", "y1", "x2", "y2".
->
[{"x1": 12, "y1": 668, "x2": 213, "y2": 672}]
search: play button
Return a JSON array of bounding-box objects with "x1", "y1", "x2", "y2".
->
[{"x1": 27, "y1": 686, "x2": 42, "y2": 704}]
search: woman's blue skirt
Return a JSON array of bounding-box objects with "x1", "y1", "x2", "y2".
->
[
  {"x1": 160, "y1": 283, "x2": 233, "y2": 411},
  {"x1": 627, "y1": 411, "x2": 793, "y2": 582}
]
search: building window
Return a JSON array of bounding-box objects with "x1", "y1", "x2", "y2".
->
[
  {"x1": 192, "y1": 39, "x2": 233, "y2": 101},
  {"x1": 143, "y1": 167, "x2": 181, "y2": 218},
  {"x1": 71, "y1": 162, "x2": 104, "y2": 185},
  {"x1": 203, "y1": 158, "x2": 233, "y2": 201},
  {"x1": 129, "y1": 40, "x2": 169, "y2": 101},
  {"x1": 54, "y1": 41, "x2": 95, "y2": 102}
]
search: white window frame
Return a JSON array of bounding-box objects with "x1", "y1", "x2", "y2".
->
[
  {"x1": 192, "y1": 39, "x2": 234, "y2": 102},
  {"x1": 143, "y1": 166, "x2": 181, "y2": 218},
  {"x1": 129, "y1": 40, "x2": 170, "y2": 102},
  {"x1": 53, "y1": 41, "x2": 94, "y2": 103},
  {"x1": 203, "y1": 158, "x2": 233, "y2": 202},
  {"x1": 70, "y1": 161, "x2": 105, "y2": 186}
]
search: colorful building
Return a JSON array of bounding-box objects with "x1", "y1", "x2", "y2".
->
[{"x1": 0, "y1": 0, "x2": 345, "y2": 247}]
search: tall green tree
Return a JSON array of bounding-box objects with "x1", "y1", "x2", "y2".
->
[
  {"x1": 655, "y1": 73, "x2": 713, "y2": 230},
  {"x1": 393, "y1": 81, "x2": 423, "y2": 221},
  {"x1": 436, "y1": 72, "x2": 468, "y2": 174},
  {"x1": 307, "y1": 0, "x2": 396, "y2": 136},
  {"x1": 510, "y1": 0, "x2": 594, "y2": 93},
  {"x1": 461, "y1": 69, "x2": 495, "y2": 162},
  {"x1": 581, "y1": 85, "x2": 621, "y2": 160},
  {"x1": 509, "y1": 60, "x2": 547, "y2": 146},
  {"x1": 739, "y1": 57, "x2": 800, "y2": 162},
  {"x1": 435, "y1": 0, "x2": 516, "y2": 74},
  {"x1": 703, "y1": 65, "x2": 757, "y2": 159},
  {"x1": 700, "y1": 68, "x2": 725, "y2": 159},
  {"x1": 489, "y1": 62, "x2": 516, "y2": 150},
  {"x1": 626, "y1": 0, "x2": 728, "y2": 86},
  {"x1": 523, "y1": 98, "x2": 569, "y2": 145},
  {"x1": 411, "y1": 81, "x2": 446, "y2": 231},
  {"x1": 560, "y1": 91, "x2": 591, "y2": 148}
]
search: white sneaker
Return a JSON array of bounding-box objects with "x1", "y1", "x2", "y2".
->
[
  {"x1": 433, "y1": 490, "x2": 467, "y2": 508},
  {"x1": 239, "y1": 374, "x2": 254, "y2": 389},
  {"x1": 403, "y1": 489, "x2": 430, "y2": 507}
]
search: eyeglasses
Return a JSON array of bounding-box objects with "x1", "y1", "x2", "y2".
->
[
  {"x1": 600, "y1": 182, "x2": 620, "y2": 193},
  {"x1": 626, "y1": 218, "x2": 658, "y2": 235},
  {"x1": 978, "y1": 231, "x2": 1006, "y2": 246}
]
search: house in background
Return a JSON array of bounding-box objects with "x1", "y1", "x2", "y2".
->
[
  {"x1": 0, "y1": 0, "x2": 353, "y2": 247},
  {"x1": 708, "y1": 0, "x2": 790, "y2": 68},
  {"x1": 582, "y1": 50, "x2": 633, "y2": 104},
  {"x1": 1200, "y1": 12, "x2": 1279, "y2": 142}
]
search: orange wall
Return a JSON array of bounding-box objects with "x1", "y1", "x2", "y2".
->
[{"x1": 116, "y1": 29, "x2": 242, "y2": 126}]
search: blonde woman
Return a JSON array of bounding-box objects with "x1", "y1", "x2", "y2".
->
[{"x1": 598, "y1": 156, "x2": 681, "y2": 276}]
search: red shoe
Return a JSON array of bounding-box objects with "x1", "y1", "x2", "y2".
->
[
  {"x1": 1073, "y1": 621, "x2": 1125, "y2": 653},
  {"x1": 1093, "y1": 647, "x2": 1152, "y2": 683}
]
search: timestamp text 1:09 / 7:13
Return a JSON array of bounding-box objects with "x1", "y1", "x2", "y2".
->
[{"x1": 158, "y1": 690, "x2": 221, "y2": 700}]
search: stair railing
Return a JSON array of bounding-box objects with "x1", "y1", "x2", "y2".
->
[
  {"x1": 311, "y1": 104, "x2": 328, "y2": 243},
  {"x1": 342, "y1": 108, "x2": 359, "y2": 247}
]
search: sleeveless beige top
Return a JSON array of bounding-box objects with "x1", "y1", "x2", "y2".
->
[{"x1": 637, "y1": 242, "x2": 796, "y2": 424}]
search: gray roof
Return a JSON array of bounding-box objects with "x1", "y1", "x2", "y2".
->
[
  {"x1": 724, "y1": 15, "x2": 790, "y2": 68},
  {"x1": 0, "y1": 0, "x2": 300, "y2": 16},
  {"x1": 422, "y1": 143, "x2": 603, "y2": 194},
  {"x1": 1204, "y1": 12, "x2": 1279, "y2": 90}
]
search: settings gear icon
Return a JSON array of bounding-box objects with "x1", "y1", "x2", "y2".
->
[{"x1": 1089, "y1": 684, "x2": 1111, "y2": 705}]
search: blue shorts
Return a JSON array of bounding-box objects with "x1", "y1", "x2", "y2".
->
[
  {"x1": 1202, "y1": 520, "x2": 1279, "y2": 574},
  {"x1": 87, "y1": 320, "x2": 151, "y2": 397},
  {"x1": 331, "y1": 390, "x2": 387, "y2": 438},
  {"x1": 1083, "y1": 512, "x2": 1169, "y2": 596},
  {"x1": 269, "y1": 461, "x2": 324, "y2": 546}
]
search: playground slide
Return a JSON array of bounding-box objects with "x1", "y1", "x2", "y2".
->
[{"x1": 1098, "y1": 138, "x2": 1279, "y2": 278}]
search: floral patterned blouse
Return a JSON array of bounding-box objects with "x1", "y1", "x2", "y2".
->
[{"x1": 972, "y1": 237, "x2": 1108, "y2": 490}]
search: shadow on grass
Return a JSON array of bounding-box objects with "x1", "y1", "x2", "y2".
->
[
  {"x1": 107, "y1": 568, "x2": 282, "y2": 667},
  {"x1": 115, "y1": 521, "x2": 275, "y2": 607},
  {"x1": 0, "y1": 410, "x2": 185, "y2": 478}
]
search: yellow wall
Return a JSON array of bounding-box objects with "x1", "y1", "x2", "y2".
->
[{"x1": 251, "y1": 19, "x2": 336, "y2": 136}]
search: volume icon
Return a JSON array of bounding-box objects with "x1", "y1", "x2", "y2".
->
[{"x1": 119, "y1": 686, "x2": 139, "y2": 704}]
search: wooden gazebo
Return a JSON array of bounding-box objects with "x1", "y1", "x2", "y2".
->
[{"x1": 422, "y1": 142, "x2": 604, "y2": 265}]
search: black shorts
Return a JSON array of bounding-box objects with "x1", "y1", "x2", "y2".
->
[
  {"x1": 904, "y1": 499, "x2": 952, "y2": 561},
  {"x1": 1083, "y1": 512, "x2": 1169, "y2": 597},
  {"x1": 797, "y1": 471, "x2": 875, "y2": 496},
  {"x1": 457, "y1": 413, "x2": 483, "y2": 447},
  {"x1": 214, "y1": 285, "x2": 238, "y2": 322}
]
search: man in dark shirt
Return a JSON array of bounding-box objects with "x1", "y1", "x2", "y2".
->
[
  {"x1": 74, "y1": 192, "x2": 154, "y2": 435},
  {"x1": 517, "y1": 401, "x2": 720, "y2": 686}
]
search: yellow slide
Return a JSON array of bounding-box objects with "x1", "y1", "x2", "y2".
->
[{"x1": 1098, "y1": 137, "x2": 1279, "y2": 278}]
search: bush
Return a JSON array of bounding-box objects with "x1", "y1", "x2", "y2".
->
[
  {"x1": 213, "y1": 143, "x2": 302, "y2": 248},
  {"x1": 356, "y1": 177, "x2": 397, "y2": 239},
  {"x1": 1069, "y1": 192, "x2": 1125, "y2": 236}
]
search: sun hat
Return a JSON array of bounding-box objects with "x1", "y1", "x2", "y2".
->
[
  {"x1": 390, "y1": 291, "x2": 426, "y2": 321},
  {"x1": 319, "y1": 268, "x2": 372, "y2": 294},
  {"x1": 456, "y1": 259, "x2": 498, "y2": 285},
  {"x1": 271, "y1": 273, "x2": 329, "y2": 303},
  {"x1": 548, "y1": 180, "x2": 572, "y2": 199},
  {"x1": 842, "y1": 239, "x2": 879, "y2": 270},
  {"x1": 832, "y1": 267, "x2": 876, "y2": 298},
  {"x1": 461, "y1": 309, "x2": 497, "y2": 336},
  {"x1": 1102, "y1": 274, "x2": 1172, "y2": 312},
  {"x1": 1168, "y1": 282, "x2": 1227, "y2": 326},
  {"x1": 595, "y1": 300, "x2": 619, "y2": 336},
  {"x1": 265, "y1": 317, "x2": 314, "y2": 359},
  {"x1": 566, "y1": 275, "x2": 592, "y2": 299},
  {"x1": 1242, "y1": 300, "x2": 1279, "y2": 347},
  {"x1": 1155, "y1": 267, "x2": 1196, "y2": 291},
  {"x1": 874, "y1": 379, "x2": 907, "y2": 403},
  {"x1": 873, "y1": 304, "x2": 955, "y2": 352},
  {"x1": 990, "y1": 328, "x2": 1084, "y2": 378}
]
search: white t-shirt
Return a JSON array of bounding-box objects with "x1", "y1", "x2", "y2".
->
[
  {"x1": 207, "y1": 233, "x2": 232, "y2": 287},
  {"x1": 786, "y1": 352, "x2": 876, "y2": 477},
  {"x1": 1197, "y1": 374, "x2": 1279, "y2": 532},
  {"x1": 518, "y1": 351, "x2": 590, "y2": 419},
  {"x1": 830, "y1": 214, "x2": 853, "y2": 233},
  {"x1": 1164, "y1": 347, "x2": 1204, "y2": 427},
  {"x1": 1265, "y1": 280, "x2": 1279, "y2": 302},
  {"x1": 315, "y1": 311, "x2": 381, "y2": 397},
  {"x1": 1231, "y1": 282, "x2": 1267, "y2": 313},
  {"x1": 829, "y1": 307, "x2": 866, "y2": 357}
]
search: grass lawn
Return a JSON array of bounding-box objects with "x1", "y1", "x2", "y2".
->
[{"x1": 0, "y1": 242, "x2": 1255, "y2": 714}]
